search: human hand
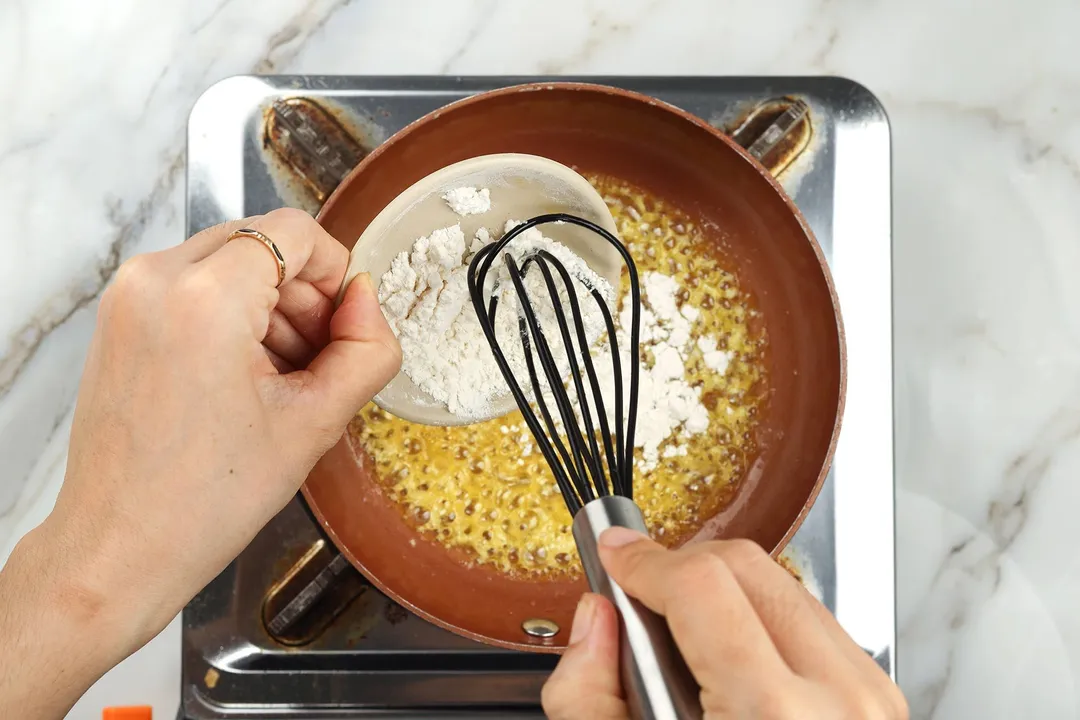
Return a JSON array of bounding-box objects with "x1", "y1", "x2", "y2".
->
[
  {"x1": 0, "y1": 209, "x2": 400, "y2": 718},
  {"x1": 542, "y1": 530, "x2": 908, "y2": 720}
]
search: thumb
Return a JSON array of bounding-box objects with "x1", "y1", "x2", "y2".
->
[
  {"x1": 289, "y1": 272, "x2": 402, "y2": 430},
  {"x1": 541, "y1": 593, "x2": 627, "y2": 720}
]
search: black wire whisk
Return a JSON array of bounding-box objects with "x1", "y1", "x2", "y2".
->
[{"x1": 466, "y1": 212, "x2": 702, "y2": 720}]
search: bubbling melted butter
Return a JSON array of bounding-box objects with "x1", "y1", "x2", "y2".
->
[{"x1": 348, "y1": 175, "x2": 768, "y2": 577}]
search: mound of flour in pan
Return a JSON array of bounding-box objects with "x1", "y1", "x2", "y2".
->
[
  {"x1": 531, "y1": 269, "x2": 722, "y2": 472},
  {"x1": 377, "y1": 189, "x2": 614, "y2": 419}
]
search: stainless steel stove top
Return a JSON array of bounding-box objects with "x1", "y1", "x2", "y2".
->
[{"x1": 181, "y1": 75, "x2": 894, "y2": 719}]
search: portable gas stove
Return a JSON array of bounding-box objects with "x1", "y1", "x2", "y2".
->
[{"x1": 181, "y1": 76, "x2": 894, "y2": 719}]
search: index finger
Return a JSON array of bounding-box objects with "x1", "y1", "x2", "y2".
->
[{"x1": 598, "y1": 528, "x2": 790, "y2": 694}]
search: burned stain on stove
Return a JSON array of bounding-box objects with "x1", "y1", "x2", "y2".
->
[
  {"x1": 777, "y1": 553, "x2": 805, "y2": 584},
  {"x1": 777, "y1": 546, "x2": 823, "y2": 603},
  {"x1": 261, "y1": 97, "x2": 385, "y2": 211},
  {"x1": 339, "y1": 592, "x2": 387, "y2": 647},
  {"x1": 719, "y1": 96, "x2": 814, "y2": 178},
  {"x1": 384, "y1": 601, "x2": 410, "y2": 625}
]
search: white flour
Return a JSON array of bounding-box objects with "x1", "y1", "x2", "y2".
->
[
  {"x1": 612, "y1": 271, "x2": 712, "y2": 471},
  {"x1": 534, "y1": 269, "x2": 722, "y2": 472},
  {"x1": 442, "y1": 186, "x2": 491, "y2": 215},
  {"x1": 697, "y1": 336, "x2": 732, "y2": 375},
  {"x1": 378, "y1": 190, "x2": 612, "y2": 419},
  {"x1": 510, "y1": 266, "x2": 728, "y2": 473}
]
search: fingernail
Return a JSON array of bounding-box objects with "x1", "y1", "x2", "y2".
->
[
  {"x1": 568, "y1": 594, "x2": 597, "y2": 645},
  {"x1": 599, "y1": 526, "x2": 648, "y2": 549},
  {"x1": 353, "y1": 272, "x2": 375, "y2": 297}
]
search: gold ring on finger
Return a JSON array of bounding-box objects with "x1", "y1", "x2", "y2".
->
[{"x1": 226, "y1": 228, "x2": 287, "y2": 288}]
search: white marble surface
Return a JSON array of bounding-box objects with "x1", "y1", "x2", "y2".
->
[{"x1": 2, "y1": 0, "x2": 1079, "y2": 717}]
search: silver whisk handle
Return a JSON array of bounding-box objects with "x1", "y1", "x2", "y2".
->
[{"x1": 572, "y1": 496, "x2": 704, "y2": 720}]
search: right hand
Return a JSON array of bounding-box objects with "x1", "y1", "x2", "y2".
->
[{"x1": 542, "y1": 528, "x2": 908, "y2": 719}]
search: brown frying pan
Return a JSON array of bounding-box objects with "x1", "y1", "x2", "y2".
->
[{"x1": 304, "y1": 82, "x2": 845, "y2": 652}]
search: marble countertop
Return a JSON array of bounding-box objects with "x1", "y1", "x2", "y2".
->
[{"x1": 3, "y1": 0, "x2": 1079, "y2": 717}]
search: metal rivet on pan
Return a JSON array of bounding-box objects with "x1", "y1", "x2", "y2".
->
[{"x1": 522, "y1": 618, "x2": 560, "y2": 638}]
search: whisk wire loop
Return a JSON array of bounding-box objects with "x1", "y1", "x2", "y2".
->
[
  {"x1": 467, "y1": 213, "x2": 641, "y2": 513},
  {"x1": 520, "y1": 251, "x2": 611, "y2": 498},
  {"x1": 504, "y1": 252, "x2": 598, "y2": 505}
]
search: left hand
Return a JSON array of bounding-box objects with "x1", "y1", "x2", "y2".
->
[{"x1": 0, "y1": 208, "x2": 401, "y2": 719}]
